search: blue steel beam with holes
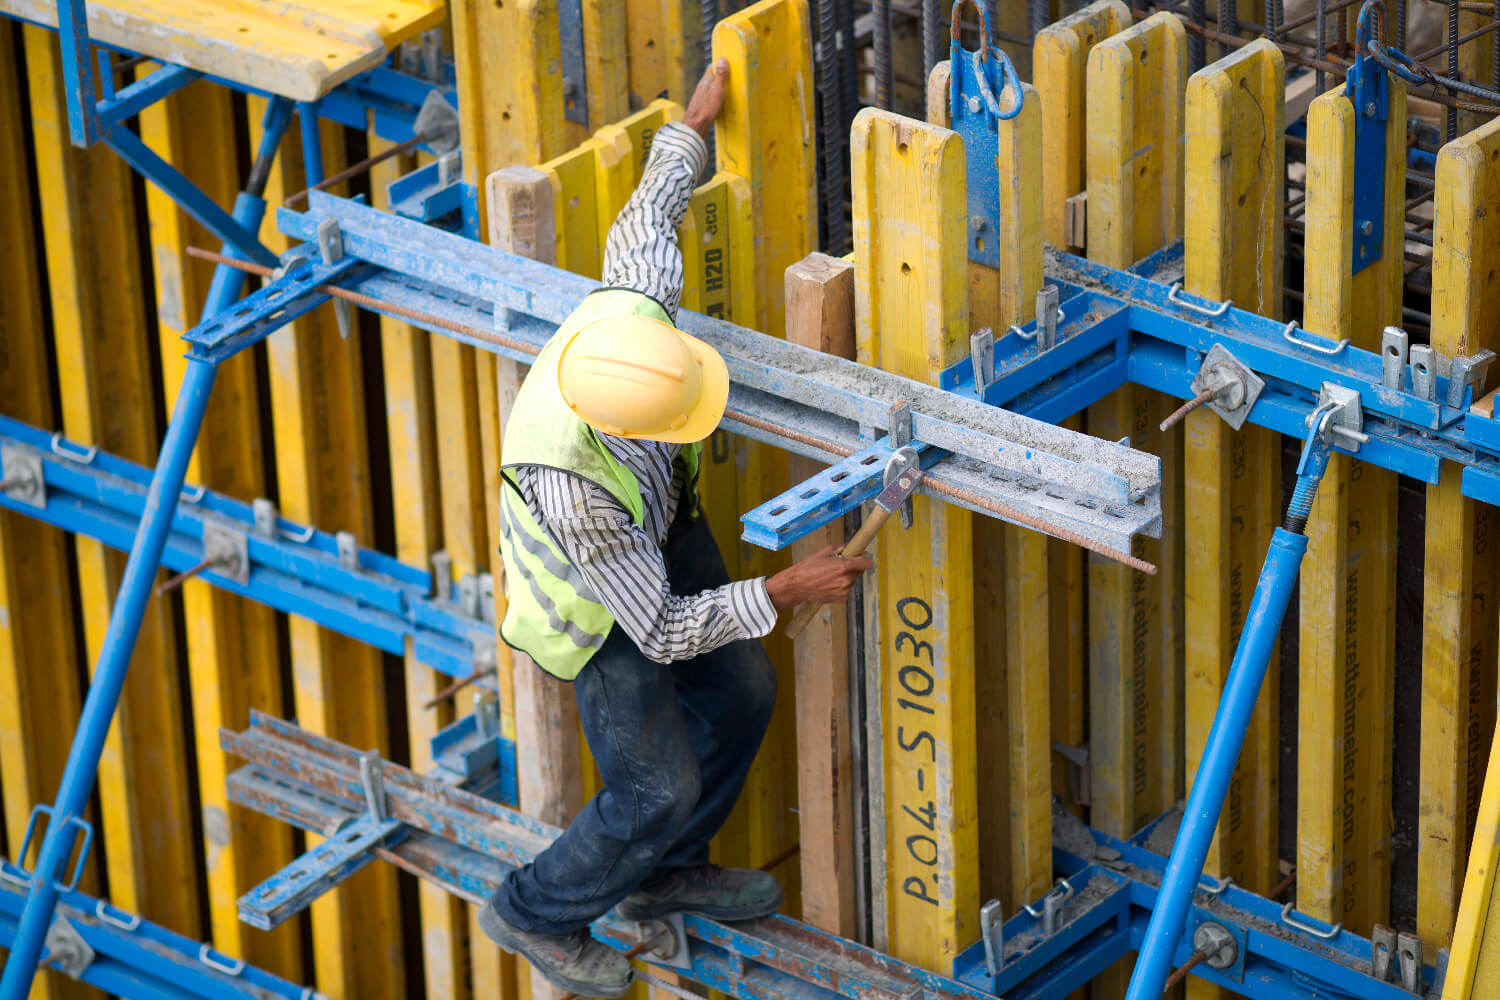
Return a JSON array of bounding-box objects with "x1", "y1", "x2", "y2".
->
[
  {"x1": 222, "y1": 712, "x2": 999, "y2": 1000},
  {"x1": 0, "y1": 416, "x2": 488, "y2": 679},
  {"x1": 0, "y1": 869, "x2": 324, "y2": 999},
  {"x1": 237, "y1": 813, "x2": 404, "y2": 931}
]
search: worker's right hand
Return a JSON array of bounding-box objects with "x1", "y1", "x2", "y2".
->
[{"x1": 765, "y1": 545, "x2": 874, "y2": 609}]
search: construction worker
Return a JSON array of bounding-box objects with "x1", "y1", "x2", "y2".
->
[{"x1": 478, "y1": 58, "x2": 873, "y2": 998}]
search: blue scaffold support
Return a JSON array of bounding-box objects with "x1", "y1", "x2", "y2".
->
[
  {"x1": 0, "y1": 93, "x2": 298, "y2": 1000},
  {"x1": 1123, "y1": 400, "x2": 1351, "y2": 1000},
  {"x1": 1345, "y1": 0, "x2": 1390, "y2": 274}
]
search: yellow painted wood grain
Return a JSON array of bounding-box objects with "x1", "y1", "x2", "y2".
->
[
  {"x1": 1083, "y1": 8, "x2": 1186, "y2": 837},
  {"x1": 1298, "y1": 76, "x2": 1405, "y2": 935},
  {"x1": 255, "y1": 101, "x2": 407, "y2": 1000},
  {"x1": 1420, "y1": 114, "x2": 1500, "y2": 955},
  {"x1": 452, "y1": 0, "x2": 564, "y2": 230},
  {"x1": 138, "y1": 72, "x2": 306, "y2": 975},
  {"x1": 1442, "y1": 726, "x2": 1500, "y2": 998},
  {"x1": 27, "y1": 28, "x2": 199, "y2": 936},
  {"x1": 1182, "y1": 36, "x2": 1284, "y2": 891},
  {"x1": 852, "y1": 107, "x2": 978, "y2": 971},
  {"x1": 1033, "y1": 0, "x2": 1131, "y2": 246},
  {"x1": 927, "y1": 66, "x2": 1051, "y2": 910},
  {"x1": 626, "y1": 0, "x2": 697, "y2": 108},
  {"x1": 0, "y1": 24, "x2": 97, "y2": 1000}
]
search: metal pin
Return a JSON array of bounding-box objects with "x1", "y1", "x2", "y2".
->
[
  {"x1": 1397, "y1": 931, "x2": 1421, "y2": 994},
  {"x1": 980, "y1": 899, "x2": 1004, "y2": 976},
  {"x1": 1410, "y1": 345, "x2": 1438, "y2": 401},
  {"x1": 155, "y1": 556, "x2": 223, "y2": 596},
  {"x1": 1381, "y1": 327, "x2": 1410, "y2": 389},
  {"x1": 1371, "y1": 924, "x2": 1396, "y2": 981},
  {"x1": 1159, "y1": 388, "x2": 1219, "y2": 432}
]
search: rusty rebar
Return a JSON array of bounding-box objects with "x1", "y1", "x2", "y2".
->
[
  {"x1": 1159, "y1": 388, "x2": 1219, "y2": 432},
  {"x1": 285, "y1": 132, "x2": 433, "y2": 208},
  {"x1": 155, "y1": 556, "x2": 219, "y2": 596},
  {"x1": 422, "y1": 663, "x2": 496, "y2": 710},
  {"x1": 1163, "y1": 950, "x2": 1209, "y2": 991}
]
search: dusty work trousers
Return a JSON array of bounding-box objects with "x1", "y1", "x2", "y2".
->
[{"x1": 490, "y1": 510, "x2": 779, "y2": 935}]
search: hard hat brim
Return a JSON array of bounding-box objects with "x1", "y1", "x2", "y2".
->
[{"x1": 640, "y1": 331, "x2": 728, "y2": 444}]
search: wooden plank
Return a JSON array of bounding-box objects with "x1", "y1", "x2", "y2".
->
[
  {"x1": 851, "y1": 107, "x2": 977, "y2": 970},
  {"x1": 626, "y1": 0, "x2": 698, "y2": 108},
  {"x1": 255, "y1": 100, "x2": 407, "y2": 999},
  {"x1": 786, "y1": 252, "x2": 859, "y2": 937},
  {"x1": 1181, "y1": 43, "x2": 1284, "y2": 1000},
  {"x1": 709, "y1": 0, "x2": 816, "y2": 913},
  {"x1": 1419, "y1": 114, "x2": 1500, "y2": 954},
  {"x1": 575, "y1": 0, "x2": 630, "y2": 140},
  {"x1": 1298, "y1": 73, "x2": 1405, "y2": 936},
  {"x1": 1033, "y1": 0, "x2": 1132, "y2": 248},
  {"x1": 1083, "y1": 8, "x2": 1186, "y2": 838},
  {"x1": 926, "y1": 62, "x2": 1051, "y2": 911},
  {"x1": 0, "y1": 24, "x2": 97, "y2": 1000},
  {"x1": 138, "y1": 71, "x2": 305, "y2": 976},
  {"x1": 1442, "y1": 724, "x2": 1500, "y2": 998},
  {"x1": 27, "y1": 27, "x2": 199, "y2": 934},
  {"x1": 452, "y1": 0, "x2": 564, "y2": 231}
]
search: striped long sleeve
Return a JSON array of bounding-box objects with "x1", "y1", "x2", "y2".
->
[{"x1": 509, "y1": 122, "x2": 777, "y2": 664}]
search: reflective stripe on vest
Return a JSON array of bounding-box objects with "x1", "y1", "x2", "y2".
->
[{"x1": 497, "y1": 289, "x2": 702, "y2": 680}]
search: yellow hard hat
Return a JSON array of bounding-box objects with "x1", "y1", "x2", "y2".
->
[{"x1": 556, "y1": 313, "x2": 730, "y2": 444}]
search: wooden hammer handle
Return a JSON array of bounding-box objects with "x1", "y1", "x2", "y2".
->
[{"x1": 784, "y1": 505, "x2": 892, "y2": 639}]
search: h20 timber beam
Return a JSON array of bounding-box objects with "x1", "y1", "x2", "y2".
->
[
  {"x1": 1298, "y1": 70, "x2": 1406, "y2": 938},
  {"x1": 375, "y1": 133, "x2": 481, "y2": 1000},
  {"x1": 1084, "y1": 7, "x2": 1187, "y2": 851},
  {"x1": 1032, "y1": 0, "x2": 1130, "y2": 818},
  {"x1": 1443, "y1": 723, "x2": 1500, "y2": 997},
  {"x1": 27, "y1": 26, "x2": 198, "y2": 936},
  {"x1": 851, "y1": 107, "x2": 979, "y2": 971},
  {"x1": 0, "y1": 22, "x2": 93, "y2": 1000},
  {"x1": 139, "y1": 69, "x2": 304, "y2": 979},
  {"x1": 926, "y1": 59, "x2": 1052, "y2": 912},
  {"x1": 1181, "y1": 37, "x2": 1285, "y2": 923},
  {"x1": 1084, "y1": 15, "x2": 1186, "y2": 994},
  {"x1": 710, "y1": 0, "x2": 817, "y2": 909},
  {"x1": 625, "y1": 0, "x2": 700, "y2": 110},
  {"x1": 1420, "y1": 112, "x2": 1500, "y2": 956},
  {"x1": 255, "y1": 99, "x2": 407, "y2": 1000}
]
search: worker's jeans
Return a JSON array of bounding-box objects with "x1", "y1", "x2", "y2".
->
[{"x1": 490, "y1": 510, "x2": 779, "y2": 935}]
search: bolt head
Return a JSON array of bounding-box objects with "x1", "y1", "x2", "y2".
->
[
  {"x1": 1365, "y1": 101, "x2": 1377, "y2": 116},
  {"x1": 1361, "y1": 220, "x2": 1375, "y2": 236},
  {"x1": 968, "y1": 95, "x2": 982, "y2": 113},
  {"x1": 971, "y1": 215, "x2": 987, "y2": 231}
]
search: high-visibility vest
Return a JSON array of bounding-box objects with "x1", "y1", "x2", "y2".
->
[{"x1": 498, "y1": 289, "x2": 702, "y2": 680}]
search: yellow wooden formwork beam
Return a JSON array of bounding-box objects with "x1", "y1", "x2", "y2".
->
[
  {"x1": 1298, "y1": 75, "x2": 1405, "y2": 936},
  {"x1": 1182, "y1": 38, "x2": 1285, "y2": 905},
  {"x1": 452, "y1": 0, "x2": 564, "y2": 230},
  {"x1": 926, "y1": 62, "x2": 1051, "y2": 911},
  {"x1": 852, "y1": 107, "x2": 977, "y2": 970},
  {"x1": 1033, "y1": 0, "x2": 1131, "y2": 248},
  {"x1": 26, "y1": 27, "x2": 200, "y2": 935},
  {"x1": 626, "y1": 0, "x2": 698, "y2": 108},
  {"x1": 708, "y1": 0, "x2": 815, "y2": 910},
  {"x1": 1083, "y1": 8, "x2": 1186, "y2": 838},
  {"x1": 568, "y1": 0, "x2": 630, "y2": 143},
  {"x1": 1420, "y1": 114, "x2": 1500, "y2": 956},
  {"x1": 137, "y1": 72, "x2": 307, "y2": 975},
  {"x1": 371, "y1": 135, "x2": 479, "y2": 1000},
  {"x1": 1444, "y1": 724, "x2": 1500, "y2": 997},
  {"x1": 255, "y1": 102, "x2": 407, "y2": 1000},
  {"x1": 0, "y1": 23, "x2": 96, "y2": 1000}
]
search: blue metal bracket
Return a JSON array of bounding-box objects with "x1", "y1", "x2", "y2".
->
[
  {"x1": 558, "y1": 0, "x2": 589, "y2": 126},
  {"x1": 948, "y1": 0, "x2": 1025, "y2": 270},
  {"x1": 386, "y1": 153, "x2": 465, "y2": 222},
  {"x1": 238, "y1": 811, "x2": 403, "y2": 931},
  {"x1": 1346, "y1": 0, "x2": 1391, "y2": 274}
]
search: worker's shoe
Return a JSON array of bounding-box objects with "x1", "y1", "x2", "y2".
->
[
  {"x1": 617, "y1": 864, "x2": 782, "y2": 922},
  {"x1": 478, "y1": 900, "x2": 634, "y2": 998}
]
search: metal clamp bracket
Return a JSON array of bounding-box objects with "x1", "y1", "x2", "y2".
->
[
  {"x1": 1308, "y1": 383, "x2": 1370, "y2": 452},
  {"x1": 42, "y1": 915, "x2": 94, "y2": 979},
  {"x1": 1191, "y1": 344, "x2": 1265, "y2": 430},
  {"x1": 316, "y1": 217, "x2": 354, "y2": 339},
  {"x1": 203, "y1": 521, "x2": 250, "y2": 586},
  {"x1": 1, "y1": 444, "x2": 45, "y2": 509},
  {"x1": 18, "y1": 806, "x2": 94, "y2": 893},
  {"x1": 636, "y1": 913, "x2": 692, "y2": 971},
  {"x1": 884, "y1": 440, "x2": 918, "y2": 530},
  {"x1": 1346, "y1": 0, "x2": 1390, "y2": 274},
  {"x1": 979, "y1": 899, "x2": 1004, "y2": 976}
]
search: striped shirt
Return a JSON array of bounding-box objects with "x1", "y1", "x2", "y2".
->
[{"x1": 511, "y1": 122, "x2": 778, "y2": 665}]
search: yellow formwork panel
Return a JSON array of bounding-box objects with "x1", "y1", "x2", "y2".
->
[
  {"x1": 1420, "y1": 114, "x2": 1500, "y2": 956},
  {"x1": 1083, "y1": 8, "x2": 1186, "y2": 837},
  {"x1": 851, "y1": 108, "x2": 978, "y2": 971},
  {"x1": 1, "y1": 0, "x2": 443, "y2": 101},
  {"x1": 1033, "y1": 0, "x2": 1131, "y2": 247},
  {"x1": 1298, "y1": 75, "x2": 1405, "y2": 935},
  {"x1": 926, "y1": 64, "x2": 1051, "y2": 911},
  {"x1": 1444, "y1": 726, "x2": 1500, "y2": 998},
  {"x1": 372, "y1": 135, "x2": 479, "y2": 1000},
  {"x1": 452, "y1": 0, "x2": 564, "y2": 230},
  {"x1": 1182, "y1": 38, "x2": 1284, "y2": 910},
  {"x1": 255, "y1": 102, "x2": 407, "y2": 1000},
  {"x1": 626, "y1": 0, "x2": 697, "y2": 108},
  {"x1": 139, "y1": 73, "x2": 306, "y2": 975},
  {"x1": 26, "y1": 28, "x2": 200, "y2": 935},
  {"x1": 706, "y1": 0, "x2": 814, "y2": 910},
  {"x1": 0, "y1": 22, "x2": 97, "y2": 1000},
  {"x1": 570, "y1": 0, "x2": 630, "y2": 142}
]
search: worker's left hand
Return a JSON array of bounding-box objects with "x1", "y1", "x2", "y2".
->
[{"x1": 684, "y1": 58, "x2": 729, "y2": 139}]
